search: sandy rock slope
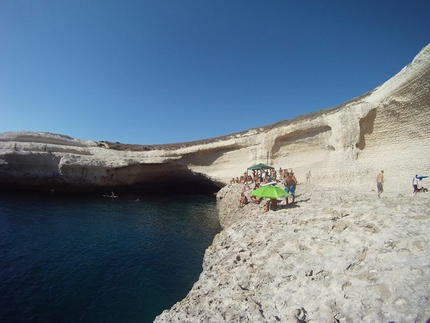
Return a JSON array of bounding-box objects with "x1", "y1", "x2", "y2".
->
[{"x1": 155, "y1": 184, "x2": 430, "y2": 322}]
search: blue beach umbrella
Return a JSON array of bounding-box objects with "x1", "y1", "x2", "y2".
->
[{"x1": 417, "y1": 175, "x2": 428, "y2": 180}]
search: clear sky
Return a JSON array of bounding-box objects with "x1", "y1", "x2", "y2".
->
[{"x1": 1, "y1": 1, "x2": 429, "y2": 144}]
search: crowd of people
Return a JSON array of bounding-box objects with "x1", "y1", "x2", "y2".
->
[
  {"x1": 233, "y1": 167, "x2": 304, "y2": 212},
  {"x1": 237, "y1": 166, "x2": 428, "y2": 212},
  {"x1": 237, "y1": 167, "x2": 427, "y2": 209},
  {"x1": 231, "y1": 167, "x2": 297, "y2": 187}
]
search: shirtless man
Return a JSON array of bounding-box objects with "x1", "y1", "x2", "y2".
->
[
  {"x1": 289, "y1": 172, "x2": 297, "y2": 203},
  {"x1": 284, "y1": 172, "x2": 297, "y2": 204},
  {"x1": 376, "y1": 170, "x2": 384, "y2": 198},
  {"x1": 270, "y1": 198, "x2": 278, "y2": 211}
]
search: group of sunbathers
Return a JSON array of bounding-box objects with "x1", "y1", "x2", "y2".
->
[{"x1": 235, "y1": 167, "x2": 298, "y2": 209}]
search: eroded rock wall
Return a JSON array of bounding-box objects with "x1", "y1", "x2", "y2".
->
[
  {"x1": 180, "y1": 44, "x2": 430, "y2": 193},
  {"x1": 1, "y1": 45, "x2": 429, "y2": 194}
]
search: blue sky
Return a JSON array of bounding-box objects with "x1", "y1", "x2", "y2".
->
[{"x1": 1, "y1": 1, "x2": 429, "y2": 144}]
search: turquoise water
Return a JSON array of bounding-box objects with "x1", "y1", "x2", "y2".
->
[{"x1": 0, "y1": 192, "x2": 220, "y2": 323}]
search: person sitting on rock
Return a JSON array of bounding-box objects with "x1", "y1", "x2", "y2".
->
[
  {"x1": 270, "y1": 198, "x2": 278, "y2": 210},
  {"x1": 263, "y1": 198, "x2": 278, "y2": 212},
  {"x1": 251, "y1": 195, "x2": 261, "y2": 204},
  {"x1": 239, "y1": 193, "x2": 248, "y2": 207}
]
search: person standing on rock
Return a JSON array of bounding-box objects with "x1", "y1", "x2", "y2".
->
[
  {"x1": 306, "y1": 171, "x2": 311, "y2": 184},
  {"x1": 376, "y1": 170, "x2": 384, "y2": 198},
  {"x1": 412, "y1": 174, "x2": 420, "y2": 196},
  {"x1": 284, "y1": 171, "x2": 297, "y2": 204},
  {"x1": 290, "y1": 171, "x2": 297, "y2": 203}
]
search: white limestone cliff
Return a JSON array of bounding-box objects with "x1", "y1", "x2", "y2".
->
[
  {"x1": 1, "y1": 45, "x2": 429, "y2": 194},
  {"x1": 152, "y1": 45, "x2": 430, "y2": 323}
]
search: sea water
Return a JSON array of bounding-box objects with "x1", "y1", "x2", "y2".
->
[{"x1": 0, "y1": 192, "x2": 221, "y2": 323}]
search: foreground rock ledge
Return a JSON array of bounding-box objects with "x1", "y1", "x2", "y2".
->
[{"x1": 154, "y1": 184, "x2": 430, "y2": 322}]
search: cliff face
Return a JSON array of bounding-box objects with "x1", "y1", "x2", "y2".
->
[
  {"x1": 0, "y1": 133, "x2": 222, "y2": 193},
  {"x1": 1, "y1": 44, "x2": 429, "y2": 193}
]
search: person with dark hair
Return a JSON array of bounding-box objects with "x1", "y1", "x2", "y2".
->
[{"x1": 239, "y1": 192, "x2": 248, "y2": 207}]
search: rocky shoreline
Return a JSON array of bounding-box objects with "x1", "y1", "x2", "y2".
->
[{"x1": 154, "y1": 183, "x2": 430, "y2": 322}]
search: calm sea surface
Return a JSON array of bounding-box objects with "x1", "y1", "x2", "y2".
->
[{"x1": 0, "y1": 192, "x2": 221, "y2": 323}]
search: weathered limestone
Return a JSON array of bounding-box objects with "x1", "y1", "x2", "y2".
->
[
  {"x1": 155, "y1": 184, "x2": 430, "y2": 322},
  {"x1": 152, "y1": 44, "x2": 430, "y2": 322},
  {"x1": 1, "y1": 45, "x2": 429, "y2": 193},
  {"x1": 0, "y1": 132, "x2": 219, "y2": 192}
]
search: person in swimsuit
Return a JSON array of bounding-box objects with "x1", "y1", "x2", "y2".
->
[{"x1": 376, "y1": 170, "x2": 384, "y2": 198}]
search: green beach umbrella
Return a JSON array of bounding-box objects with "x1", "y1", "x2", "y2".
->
[{"x1": 251, "y1": 186, "x2": 288, "y2": 199}]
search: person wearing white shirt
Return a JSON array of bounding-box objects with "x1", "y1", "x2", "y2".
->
[{"x1": 412, "y1": 174, "x2": 420, "y2": 196}]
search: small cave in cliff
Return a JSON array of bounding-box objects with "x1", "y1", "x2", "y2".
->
[
  {"x1": 118, "y1": 175, "x2": 222, "y2": 196},
  {"x1": 104, "y1": 163, "x2": 223, "y2": 196},
  {"x1": 0, "y1": 161, "x2": 222, "y2": 197},
  {"x1": 2, "y1": 175, "x2": 222, "y2": 197}
]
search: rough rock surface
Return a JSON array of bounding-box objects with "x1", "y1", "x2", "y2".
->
[
  {"x1": 1, "y1": 44, "x2": 430, "y2": 193},
  {"x1": 155, "y1": 184, "x2": 430, "y2": 322}
]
